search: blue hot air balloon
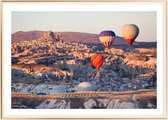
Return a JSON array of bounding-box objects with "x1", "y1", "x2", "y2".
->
[{"x1": 99, "y1": 30, "x2": 116, "y2": 49}]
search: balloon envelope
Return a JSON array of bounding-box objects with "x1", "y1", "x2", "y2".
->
[
  {"x1": 76, "y1": 82, "x2": 96, "y2": 91},
  {"x1": 91, "y1": 54, "x2": 104, "y2": 70},
  {"x1": 99, "y1": 30, "x2": 115, "y2": 48},
  {"x1": 122, "y1": 24, "x2": 139, "y2": 45}
]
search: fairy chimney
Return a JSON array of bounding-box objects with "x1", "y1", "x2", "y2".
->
[
  {"x1": 42, "y1": 31, "x2": 56, "y2": 41},
  {"x1": 55, "y1": 32, "x2": 63, "y2": 42}
]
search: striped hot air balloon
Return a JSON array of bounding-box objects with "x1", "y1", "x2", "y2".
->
[
  {"x1": 99, "y1": 30, "x2": 116, "y2": 49},
  {"x1": 122, "y1": 24, "x2": 139, "y2": 45},
  {"x1": 91, "y1": 54, "x2": 104, "y2": 70}
]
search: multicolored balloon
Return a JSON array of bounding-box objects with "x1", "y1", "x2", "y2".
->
[
  {"x1": 99, "y1": 30, "x2": 116, "y2": 49},
  {"x1": 91, "y1": 54, "x2": 104, "y2": 70},
  {"x1": 122, "y1": 24, "x2": 139, "y2": 45}
]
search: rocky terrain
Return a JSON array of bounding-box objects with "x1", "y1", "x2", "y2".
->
[
  {"x1": 12, "y1": 31, "x2": 156, "y2": 48},
  {"x1": 11, "y1": 31, "x2": 157, "y2": 109}
]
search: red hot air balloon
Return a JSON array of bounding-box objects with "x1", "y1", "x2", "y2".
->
[
  {"x1": 99, "y1": 31, "x2": 116, "y2": 49},
  {"x1": 91, "y1": 54, "x2": 104, "y2": 70},
  {"x1": 122, "y1": 24, "x2": 139, "y2": 45}
]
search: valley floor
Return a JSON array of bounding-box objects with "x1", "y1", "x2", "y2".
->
[{"x1": 11, "y1": 40, "x2": 157, "y2": 109}]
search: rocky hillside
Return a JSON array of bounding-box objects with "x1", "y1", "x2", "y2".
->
[
  {"x1": 12, "y1": 31, "x2": 45, "y2": 42},
  {"x1": 11, "y1": 31, "x2": 157, "y2": 109},
  {"x1": 12, "y1": 40, "x2": 157, "y2": 92},
  {"x1": 12, "y1": 31, "x2": 156, "y2": 48}
]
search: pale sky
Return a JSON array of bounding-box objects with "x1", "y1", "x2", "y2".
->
[{"x1": 12, "y1": 11, "x2": 156, "y2": 42}]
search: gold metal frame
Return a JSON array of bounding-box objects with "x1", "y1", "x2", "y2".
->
[{"x1": 0, "y1": 0, "x2": 167, "y2": 120}]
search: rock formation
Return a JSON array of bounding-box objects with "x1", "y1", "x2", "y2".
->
[
  {"x1": 11, "y1": 34, "x2": 157, "y2": 109},
  {"x1": 40, "y1": 31, "x2": 56, "y2": 42}
]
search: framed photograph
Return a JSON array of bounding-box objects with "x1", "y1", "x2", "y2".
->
[{"x1": 1, "y1": 1, "x2": 167, "y2": 119}]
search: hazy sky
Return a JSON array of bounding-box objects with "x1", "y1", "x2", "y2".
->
[{"x1": 12, "y1": 11, "x2": 156, "y2": 42}]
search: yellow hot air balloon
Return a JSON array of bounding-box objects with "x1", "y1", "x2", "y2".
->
[{"x1": 122, "y1": 24, "x2": 139, "y2": 45}]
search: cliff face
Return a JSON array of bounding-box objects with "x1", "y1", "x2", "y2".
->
[{"x1": 12, "y1": 90, "x2": 156, "y2": 109}]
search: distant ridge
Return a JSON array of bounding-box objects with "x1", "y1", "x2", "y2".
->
[
  {"x1": 12, "y1": 31, "x2": 156, "y2": 48},
  {"x1": 12, "y1": 31, "x2": 45, "y2": 42},
  {"x1": 12, "y1": 31, "x2": 100, "y2": 43}
]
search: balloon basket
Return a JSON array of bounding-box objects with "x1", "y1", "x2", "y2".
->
[{"x1": 95, "y1": 70, "x2": 101, "y2": 78}]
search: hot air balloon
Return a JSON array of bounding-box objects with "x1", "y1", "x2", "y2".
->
[
  {"x1": 122, "y1": 24, "x2": 139, "y2": 46},
  {"x1": 99, "y1": 30, "x2": 116, "y2": 49},
  {"x1": 91, "y1": 54, "x2": 104, "y2": 70},
  {"x1": 76, "y1": 82, "x2": 96, "y2": 92}
]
